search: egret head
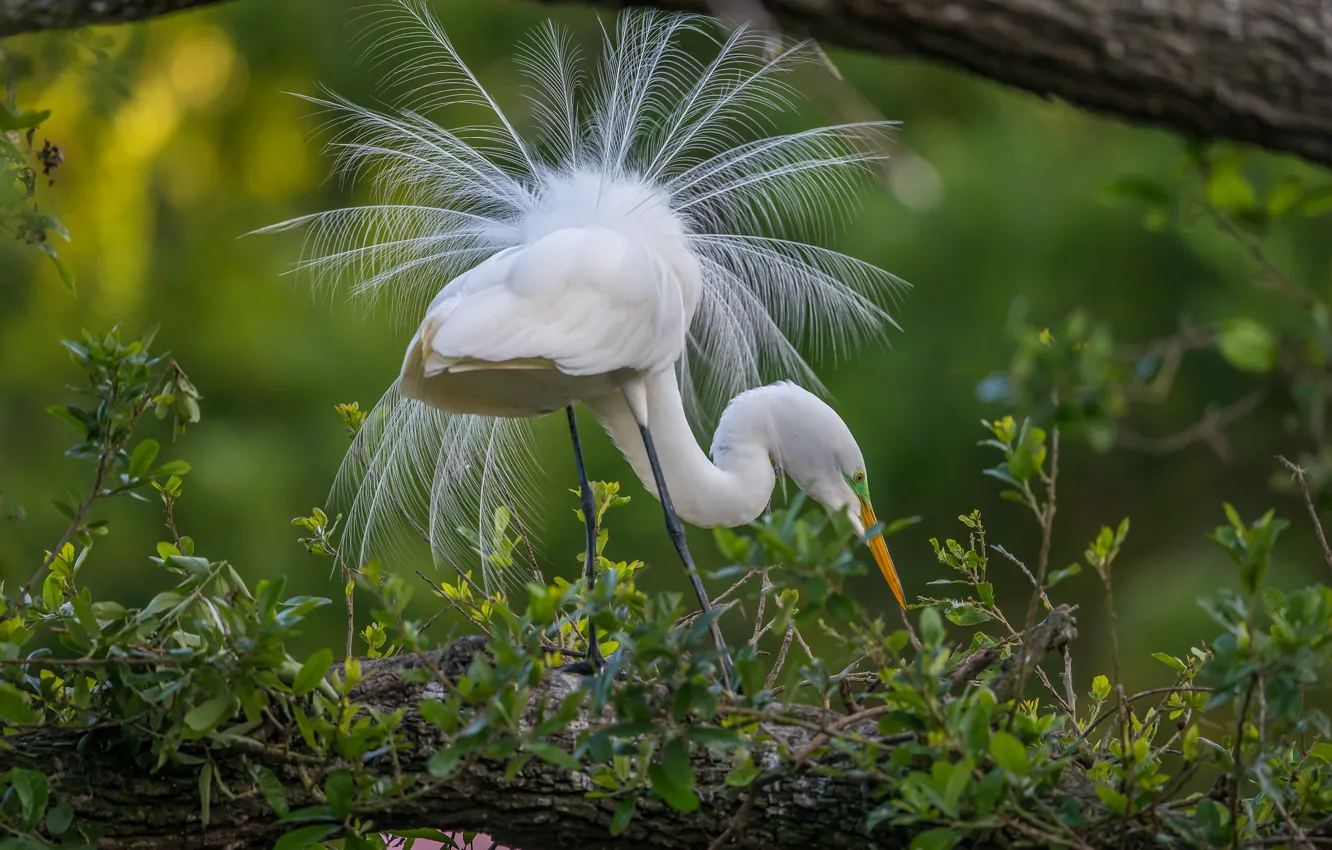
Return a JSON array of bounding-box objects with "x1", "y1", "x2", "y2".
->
[{"x1": 736, "y1": 383, "x2": 907, "y2": 610}]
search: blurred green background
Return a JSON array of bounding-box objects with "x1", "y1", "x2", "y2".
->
[{"x1": 2, "y1": 0, "x2": 1330, "y2": 694}]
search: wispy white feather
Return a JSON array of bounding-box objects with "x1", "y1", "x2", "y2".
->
[{"x1": 261, "y1": 2, "x2": 905, "y2": 588}]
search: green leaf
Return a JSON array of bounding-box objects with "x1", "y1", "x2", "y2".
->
[
  {"x1": 198, "y1": 763, "x2": 213, "y2": 829},
  {"x1": 525, "y1": 742, "x2": 581, "y2": 771},
  {"x1": 941, "y1": 756, "x2": 974, "y2": 816},
  {"x1": 1217, "y1": 318, "x2": 1276, "y2": 373},
  {"x1": 1103, "y1": 175, "x2": 1171, "y2": 206},
  {"x1": 1091, "y1": 675, "x2": 1111, "y2": 701},
  {"x1": 918, "y1": 606, "x2": 945, "y2": 646},
  {"x1": 0, "y1": 108, "x2": 52, "y2": 131},
  {"x1": 0, "y1": 682, "x2": 40, "y2": 724},
  {"x1": 661, "y1": 738, "x2": 694, "y2": 792},
  {"x1": 70, "y1": 589, "x2": 100, "y2": 638},
  {"x1": 945, "y1": 603, "x2": 991, "y2": 626},
  {"x1": 251, "y1": 765, "x2": 290, "y2": 816},
  {"x1": 988, "y1": 731, "x2": 1030, "y2": 776},
  {"x1": 273, "y1": 825, "x2": 340, "y2": 850},
  {"x1": 647, "y1": 762, "x2": 700, "y2": 812},
  {"x1": 129, "y1": 439, "x2": 161, "y2": 479},
  {"x1": 1311, "y1": 742, "x2": 1332, "y2": 763},
  {"x1": 1095, "y1": 784, "x2": 1128, "y2": 815},
  {"x1": 150, "y1": 459, "x2": 192, "y2": 477},
  {"x1": 977, "y1": 581, "x2": 995, "y2": 608},
  {"x1": 10, "y1": 769, "x2": 49, "y2": 825},
  {"x1": 726, "y1": 756, "x2": 762, "y2": 788},
  {"x1": 1301, "y1": 186, "x2": 1332, "y2": 217},
  {"x1": 49, "y1": 253, "x2": 76, "y2": 292},
  {"x1": 428, "y1": 747, "x2": 462, "y2": 779},
  {"x1": 609, "y1": 796, "x2": 637, "y2": 836},
  {"x1": 185, "y1": 694, "x2": 236, "y2": 733},
  {"x1": 324, "y1": 769, "x2": 354, "y2": 820},
  {"x1": 293, "y1": 648, "x2": 334, "y2": 695},
  {"x1": 911, "y1": 828, "x2": 961, "y2": 850},
  {"x1": 1266, "y1": 176, "x2": 1303, "y2": 215},
  {"x1": 1206, "y1": 161, "x2": 1257, "y2": 212},
  {"x1": 45, "y1": 803, "x2": 73, "y2": 837},
  {"x1": 1151, "y1": 652, "x2": 1186, "y2": 672}
]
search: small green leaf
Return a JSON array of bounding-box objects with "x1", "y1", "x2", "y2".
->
[
  {"x1": 977, "y1": 582, "x2": 995, "y2": 608},
  {"x1": 988, "y1": 731, "x2": 1030, "y2": 776},
  {"x1": 1091, "y1": 675, "x2": 1111, "y2": 702},
  {"x1": 648, "y1": 762, "x2": 700, "y2": 812},
  {"x1": 428, "y1": 747, "x2": 462, "y2": 779},
  {"x1": 1206, "y1": 161, "x2": 1257, "y2": 212},
  {"x1": 0, "y1": 108, "x2": 52, "y2": 131},
  {"x1": 273, "y1": 824, "x2": 340, "y2": 850},
  {"x1": 185, "y1": 694, "x2": 236, "y2": 733},
  {"x1": 251, "y1": 765, "x2": 290, "y2": 817},
  {"x1": 1266, "y1": 176, "x2": 1303, "y2": 215},
  {"x1": 1217, "y1": 318, "x2": 1276, "y2": 374},
  {"x1": 918, "y1": 607, "x2": 945, "y2": 646},
  {"x1": 10, "y1": 769, "x2": 49, "y2": 825},
  {"x1": 1301, "y1": 186, "x2": 1332, "y2": 217},
  {"x1": 324, "y1": 769, "x2": 354, "y2": 820},
  {"x1": 129, "y1": 439, "x2": 161, "y2": 479},
  {"x1": 198, "y1": 763, "x2": 213, "y2": 829},
  {"x1": 293, "y1": 648, "x2": 334, "y2": 695},
  {"x1": 1095, "y1": 784, "x2": 1129, "y2": 815},
  {"x1": 525, "y1": 742, "x2": 581, "y2": 771},
  {"x1": 1151, "y1": 652, "x2": 1186, "y2": 672},
  {"x1": 609, "y1": 796, "x2": 637, "y2": 836},
  {"x1": 45, "y1": 803, "x2": 73, "y2": 837},
  {"x1": 150, "y1": 459, "x2": 192, "y2": 477},
  {"x1": 911, "y1": 828, "x2": 961, "y2": 850}
]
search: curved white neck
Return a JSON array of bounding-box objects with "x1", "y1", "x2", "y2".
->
[{"x1": 586, "y1": 371, "x2": 775, "y2": 528}]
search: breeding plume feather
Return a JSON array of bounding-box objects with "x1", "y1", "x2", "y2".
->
[{"x1": 264, "y1": 2, "x2": 906, "y2": 591}]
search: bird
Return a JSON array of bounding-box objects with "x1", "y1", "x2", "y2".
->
[{"x1": 262, "y1": 2, "x2": 909, "y2": 673}]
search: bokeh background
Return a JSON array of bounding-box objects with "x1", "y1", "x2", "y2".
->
[{"x1": 2, "y1": 0, "x2": 1330, "y2": 700}]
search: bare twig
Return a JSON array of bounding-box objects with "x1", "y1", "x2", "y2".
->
[
  {"x1": 765, "y1": 620, "x2": 797, "y2": 691},
  {"x1": 991, "y1": 544, "x2": 1052, "y2": 610},
  {"x1": 1117, "y1": 389, "x2": 1266, "y2": 460},
  {"x1": 1277, "y1": 455, "x2": 1332, "y2": 576}
]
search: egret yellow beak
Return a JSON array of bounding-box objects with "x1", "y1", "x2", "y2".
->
[{"x1": 860, "y1": 499, "x2": 906, "y2": 609}]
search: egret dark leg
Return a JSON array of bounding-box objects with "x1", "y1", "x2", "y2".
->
[
  {"x1": 635, "y1": 420, "x2": 736, "y2": 689},
  {"x1": 567, "y1": 406, "x2": 604, "y2": 669}
]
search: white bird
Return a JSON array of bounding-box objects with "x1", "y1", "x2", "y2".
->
[{"x1": 264, "y1": 3, "x2": 908, "y2": 671}]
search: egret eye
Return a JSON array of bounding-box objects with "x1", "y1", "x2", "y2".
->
[{"x1": 854, "y1": 471, "x2": 866, "y2": 483}]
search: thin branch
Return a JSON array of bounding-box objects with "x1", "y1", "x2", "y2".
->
[
  {"x1": 1117, "y1": 389, "x2": 1266, "y2": 460},
  {"x1": 1276, "y1": 455, "x2": 1332, "y2": 576},
  {"x1": 990, "y1": 544, "x2": 1051, "y2": 610}
]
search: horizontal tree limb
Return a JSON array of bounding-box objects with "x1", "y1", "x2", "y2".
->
[
  {"x1": 3, "y1": 611, "x2": 1080, "y2": 850},
  {"x1": 5, "y1": 0, "x2": 1332, "y2": 169},
  {"x1": 0, "y1": 0, "x2": 228, "y2": 36},
  {"x1": 556, "y1": 0, "x2": 1332, "y2": 170}
]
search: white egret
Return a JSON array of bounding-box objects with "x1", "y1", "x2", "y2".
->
[{"x1": 264, "y1": 3, "x2": 908, "y2": 670}]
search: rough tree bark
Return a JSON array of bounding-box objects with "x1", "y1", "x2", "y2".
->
[
  {"x1": 4, "y1": 612, "x2": 1078, "y2": 850},
  {"x1": 601, "y1": 0, "x2": 1332, "y2": 169},
  {"x1": 3, "y1": 0, "x2": 1331, "y2": 169},
  {"x1": 0, "y1": 0, "x2": 227, "y2": 35}
]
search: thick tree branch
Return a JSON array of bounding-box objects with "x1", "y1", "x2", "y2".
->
[
  {"x1": 3, "y1": 612, "x2": 1082, "y2": 850},
  {"x1": 568, "y1": 0, "x2": 1332, "y2": 170},
  {"x1": 5, "y1": 0, "x2": 1332, "y2": 168},
  {"x1": 0, "y1": 0, "x2": 228, "y2": 36}
]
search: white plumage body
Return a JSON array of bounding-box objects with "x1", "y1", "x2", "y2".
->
[{"x1": 403, "y1": 223, "x2": 690, "y2": 417}]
